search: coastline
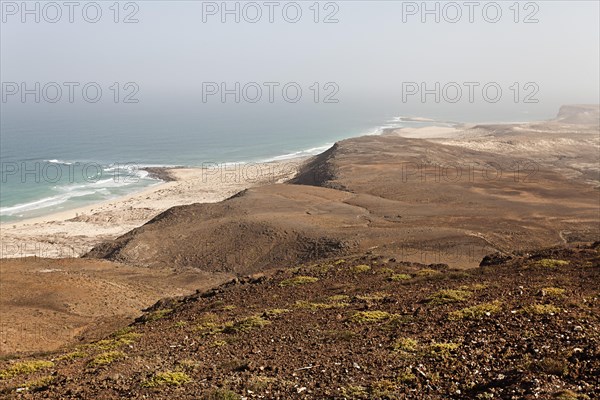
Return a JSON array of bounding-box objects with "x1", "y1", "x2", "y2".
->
[
  {"x1": 0, "y1": 116, "x2": 555, "y2": 260},
  {"x1": 0, "y1": 158, "x2": 307, "y2": 258}
]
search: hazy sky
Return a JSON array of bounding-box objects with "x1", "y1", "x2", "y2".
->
[{"x1": 1, "y1": 1, "x2": 599, "y2": 120}]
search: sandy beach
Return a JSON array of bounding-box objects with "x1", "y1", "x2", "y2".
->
[{"x1": 0, "y1": 158, "x2": 307, "y2": 259}]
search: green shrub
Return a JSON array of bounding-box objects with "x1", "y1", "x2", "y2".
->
[
  {"x1": 426, "y1": 342, "x2": 461, "y2": 357},
  {"x1": 279, "y1": 276, "x2": 319, "y2": 287},
  {"x1": 393, "y1": 337, "x2": 419, "y2": 352},
  {"x1": 449, "y1": 301, "x2": 502, "y2": 320},
  {"x1": 88, "y1": 351, "x2": 125, "y2": 367},
  {"x1": 536, "y1": 259, "x2": 569, "y2": 268},
  {"x1": 355, "y1": 292, "x2": 387, "y2": 302},
  {"x1": 349, "y1": 311, "x2": 396, "y2": 324},
  {"x1": 223, "y1": 316, "x2": 270, "y2": 333},
  {"x1": 145, "y1": 309, "x2": 173, "y2": 322},
  {"x1": 540, "y1": 287, "x2": 566, "y2": 298},
  {"x1": 143, "y1": 371, "x2": 192, "y2": 387},
  {"x1": 327, "y1": 295, "x2": 350, "y2": 302},
  {"x1": 0, "y1": 360, "x2": 54, "y2": 379},
  {"x1": 295, "y1": 301, "x2": 347, "y2": 310},
  {"x1": 522, "y1": 303, "x2": 561, "y2": 315},
  {"x1": 351, "y1": 264, "x2": 371, "y2": 273}
]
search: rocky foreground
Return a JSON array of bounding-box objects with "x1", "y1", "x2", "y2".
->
[{"x1": 1, "y1": 244, "x2": 598, "y2": 399}]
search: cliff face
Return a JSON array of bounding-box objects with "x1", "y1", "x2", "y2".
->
[{"x1": 555, "y1": 104, "x2": 600, "y2": 125}]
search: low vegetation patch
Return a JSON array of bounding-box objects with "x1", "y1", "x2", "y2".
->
[
  {"x1": 279, "y1": 276, "x2": 319, "y2": 287},
  {"x1": 195, "y1": 321, "x2": 225, "y2": 336},
  {"x1": 397, "y1": 368, "x2": 417, "y2": 384},
  {"x1": 142, "y1": 371, "x2": 192, "y2": 387},
  {"x1": 459, "y1": 283, "x2": 487, "y2": 291},
  {"x1": 88, "y1": 351, "x2": 125, "y2": 367},
  {"x1": 349, "y1": 311, "x2": 397, "y2": 324},
  {"x1": 89, "y1": 331, "x2": 142, "y2": 350},
  {"x1": 223, "y1": 315, "x2": 270, "y2": 334},
  {"x1": 522, "y1": 303, "x2": 561, "y2": 315},
  {"x1": 341, "y1": 385, "x2": 369, "y2": 398},
  {"x1": 415, "y1": 269, "x2": 443, "y2": 278},
  {"x1": 427, "y1": 289, "x2": 472, "y2": 304},
  {"x1": 540, "y1": 287, "x2": 566, "y2": 298},
  {"x1": 426, "y1": 341, "x2": 461, "y2": 357},
  {"x1": 356, "y1": 292, "x2": 388, "y2": 302},
  {"x1": 351, "y1": 264, "x2": 371, "y2": 273},
  {"x1": 327, "y1": 294, "x2": 350, "y2": 302},
  {"x1": 0, "y1": 360, "x2": 54, "y2": 379},
  {"x1": 295, "y1": 300, "x2": 347, "y2": 310},
  {"x1": 536, "y1": 259, "x2": 570, "y2": 268},
  {"x1": 177, "y1": 359, "x2": 202, "y2": 371},
  {"x1": 145, "y1": 308, "x2": 173, "y2": 322},
  {"x1": 390, "y1": 273, "x2": 412, "y2": 281},
  {"x1": 449, "y1": 301, "x2": 502, "y2": 320},
  {"x1": 393, "y1": 337, "x2": 419, "y2": 352}
]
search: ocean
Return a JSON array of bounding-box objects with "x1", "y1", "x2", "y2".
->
[{"x1": 0, "y1": 102, "x2": 549, "y2": 223}]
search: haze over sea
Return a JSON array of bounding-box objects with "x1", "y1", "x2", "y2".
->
[{"x1": 1, "y1": 1, "x2": 598, "y2": 221}]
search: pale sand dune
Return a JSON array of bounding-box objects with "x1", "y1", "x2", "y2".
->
[
  {"x1": 0, "y1": 159, "x2": 306, "y2": 258},
  {"x1": 387, "y1": 125, "x2": 466, "y2": 139}
]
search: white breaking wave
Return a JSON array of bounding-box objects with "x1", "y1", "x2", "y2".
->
[
  {"x1": 45, "y1": 159, "x2": 73, "y2": 165},
  {"x1": 0, "y1": 190, "x2": 97, "y2": 216},
  {"x1": 262, "y1": 144, "x2": 334, "y2": 162},
  {"x1": 1, "y1": 163, "x2": 157, "y2": 217}
]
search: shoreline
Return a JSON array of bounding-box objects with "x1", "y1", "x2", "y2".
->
[
  {"x1": 0, "y1": 158, "x2": 307, "y2": 258},
  {"x1": 0, "y1": 115, "x2": 567, "y2": 259},
  {"x1": 0, "y1": 115, "x2": 530, "y2": 227}
]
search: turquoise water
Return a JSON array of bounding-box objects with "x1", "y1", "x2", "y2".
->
[
  {"x1": 0, "y1": 101, "x2": 550, "y2": 223},
  {"x1": 0, "y1": 103, "x2": 385, "y2": 222}
]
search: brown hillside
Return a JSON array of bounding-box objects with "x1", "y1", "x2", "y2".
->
[{"x1": 1, "y1": 245, "x2": 598, "y2": 399}]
